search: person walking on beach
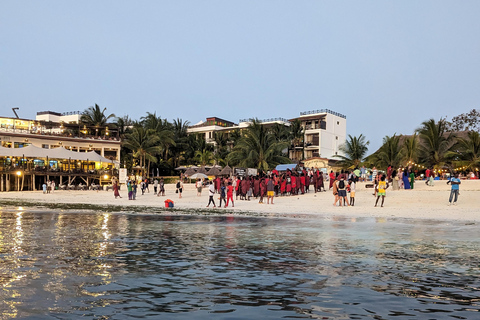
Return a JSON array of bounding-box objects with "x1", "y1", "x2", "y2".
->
[
  {"x1": 267, "y1": 176, "x2": 275, "y2": 204},
  {"x1": 375, "y1": 175, "x2": 389, "y2": 207},
  {"x1": 349, "y1": 177, "x2": 356, "y2": 206},
  {"x1": 447, "y1": 173, "x2": 461, "y2": 205},
  {"x1": 225, "y1": 181, "x2": 234, "y2": 208},
  {"x1": 219, "y1": 182, "x2": 226, "y2": 207},
  {"x1": 153, "y1": 179, "x2": 158, "y2": 195},
  {"x1": 157, "y1": 178, "x2": 165, "y2": 197},
  {"x1": 336, "y1": 175, "x2": 349, "y2": 207},
  {"x1": 176, "y1": 179, "x2": 183, "y2": 198},
  {"x1": 206, "y1": 181, "x2": 216, "y2": 207},
  {"x1": 196, "y1": 178, "x2": 203, "y2": 196}
]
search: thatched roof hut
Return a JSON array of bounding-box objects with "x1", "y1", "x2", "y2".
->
[
  {"x1": 197, "y1": 166, "x2": 207, "y2": 174},
  {"x1": 207, "y1": 166, "x2": 221, "y2": 176},
  {"x1": 184, "y1": 167, "x2": 197, "y2": 176},
  {"x1": 219, "y1": 165, "x2": 232, "y2": 176}
]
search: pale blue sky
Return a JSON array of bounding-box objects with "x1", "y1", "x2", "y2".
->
[{"x1": 1, "y1": 1, "x2": 480, "y2": 151}]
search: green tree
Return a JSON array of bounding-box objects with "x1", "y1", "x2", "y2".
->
[
  {"x1": 335, "y1": 134, "x2": 369, "y2": 169},
  {"x1": 122, "y1": 125, "x2": 163, "y2": 177},
  {"x1": 227, "y1": 119, "x2": 290, "y2": 171},
  {"x1": 369, "y1": 134, "x2": 404, "y2": 169},
  {"x1": 289, "y1": 119, "x2": 304, "y2": 161},
  {"x1": 416, "y1": 119, "x2": 455, "y2": 168},
  {"x1": 447, "y1": 130, "x2": 480, "y2": 171},
  {"x1": 80, "y1": 104, "x2": 116, "y2": 136},
  {"x1": 403, "y1": 134, "x2": 418, "y2": 165}
]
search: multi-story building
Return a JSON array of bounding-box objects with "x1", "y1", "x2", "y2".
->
[
  {"x1": 187, "y1": 109, "x2": 346, "y2": 162},
  {"x1": 289, "y1": 109, "x2": 347, "y2": 160},
  {"x1": 0, "y1": 111, "x2": 120, "y2": 162}
]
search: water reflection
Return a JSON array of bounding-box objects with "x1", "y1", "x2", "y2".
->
[{"x1": 0, "y1": 211, "x2": 478, "y2": 319}]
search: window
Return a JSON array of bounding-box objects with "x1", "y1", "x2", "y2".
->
[
  {"x1": 336, "y1": 136, "x2": 338, "y2": 140},
  {"x1": 42, "y1": 144, "x2": 49, "y2": 149},
  {"x1": 337, "y1": 121, "x2": 339, "y2": 125}
]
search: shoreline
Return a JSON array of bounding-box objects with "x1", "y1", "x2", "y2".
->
[{"x1": 1, "y1": 180, "x2": 479, "y2": 222}]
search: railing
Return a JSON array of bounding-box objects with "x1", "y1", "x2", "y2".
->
[
  {"x1": 61, "y1": 111, "x2": 81, "y2": 116},
  {"x1": 300, "y1": 109, "x2": 346, "y2": 119},
  {"x1": 239, "y1": 117, "x2": 289, "y2": 123},
  {"x1": 0, "y1": 127, "x2": 120, "y2": 141}
]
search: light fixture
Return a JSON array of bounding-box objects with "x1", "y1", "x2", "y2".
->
[{"x1": 16, "y1": 171, "x2": 22, "y2": 176}]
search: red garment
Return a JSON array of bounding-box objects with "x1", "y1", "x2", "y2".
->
[{"x1": 281, "y1": 179, "x2": 286, "y2": 193}]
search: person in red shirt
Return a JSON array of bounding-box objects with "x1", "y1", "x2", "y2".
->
[{"x1": 225, "y1": 181, "x2": 234, "y2": 208}]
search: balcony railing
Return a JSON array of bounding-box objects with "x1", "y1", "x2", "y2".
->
[{"x1": 300, "y1": 109, "x2": 346, "y2": 119}]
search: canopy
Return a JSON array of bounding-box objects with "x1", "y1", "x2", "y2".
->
[
  {"x1": 219, "y1": 165, "x2": 232, "y2": 176},
  {"x1": 0, "y1": 145, "x2": 112, "y2": 162},
  {"x1": 207, "y1": 166, "x2": 221, "y2": 176},
  {"x1": 275, "y1": 164, "x2": 297, "y2": 171}
]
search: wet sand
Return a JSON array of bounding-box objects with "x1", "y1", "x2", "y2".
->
[{"x1": 1, "y1": 180, "x2": 479, "y2": 221}]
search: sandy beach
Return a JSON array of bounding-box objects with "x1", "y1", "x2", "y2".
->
[{"x1": 0, "y1": 179, "x2": 479, "y2": 222}]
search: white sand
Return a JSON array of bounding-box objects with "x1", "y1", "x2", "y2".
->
[{"x1": 1, "y1": 180, "x2": 479, "y2": 222}]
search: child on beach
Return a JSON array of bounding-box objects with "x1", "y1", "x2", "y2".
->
[
  {"x1": 375, "y1": 176, "x2": 389, "y2": 207},
  {"x1": 349, "y1": 178, "x2": 356, "y2": 206},
  {"x1": 219, "y1": 183, "x2": 226, "y2": 207},
  {"x1": 225, "y1": 181, "x2": 234, "y2": 208}
]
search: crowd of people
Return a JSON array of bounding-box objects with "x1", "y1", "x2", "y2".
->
[{"x1": 110, "y1": 165, "x2": 466, "y2": 207}]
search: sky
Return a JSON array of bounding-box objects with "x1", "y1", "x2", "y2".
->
[{"x1": 1, "y1": 1, "x2": 480, "y2": 152}]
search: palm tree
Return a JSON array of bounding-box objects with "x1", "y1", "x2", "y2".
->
[
  {"x1": 370, "y1": 134, "x2": 404, "y2": 169},
  {"x1": 140, "y1": 112, "x2": 175, "y2": 168},
  {"x1": 289, "y1": 119, "x2": 304, "y2": 161},
  {"x1": 335, "y1": 134, "x2": 369, "y2": 169},
  {"x1": 416, "y1": 119, "x2": 455, "y2": 168},
  {"x1": 403, "y1": 133, "x2": 418, "y2": 165},
  {"x1": 213, "y1": 131, "x2": 229, "y2": 166},
  {"x1": 194, "y1": 149, "x2": 214, "y2": 166},
  {"x1": 169, "y1": 118, "x2": 191, "y2": 167},
  {"x1": 448, "y1": 131, "x2": 480, "y2": 171},
  {"x1": 227, "y1": 119, "x2": 290, "y2": 171},
  {"x1": 122, "y1": 126, "x2": 163, "y2": 177},
  {"x1": 80, "y1": 104, "x2": 116, "y2": 136}
]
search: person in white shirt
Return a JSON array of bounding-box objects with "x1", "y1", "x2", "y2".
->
[
  {"x1": 206, "y1": 181, "x2": 216, "y2": 207},
  {"x1": 196, "y1": 179, "x2": 203, "y2": 196}
]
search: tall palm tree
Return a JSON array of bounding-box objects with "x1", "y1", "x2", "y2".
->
[
  {"x1": 448, "y1": 130, "x2": 480, "y2": 171},
  {"x1": 122, "y1": 126, "x2": 162, "y2": 177},
  {"x1": 227, "y1": 119, "x2": 290, "y2": 171},
  {"x1": 416, "y1": 119, "x2": 455, "y2": 168},
  {"x1": 194, "y1": 149, "x2": 214, "y2": 166},
  {"x1": 370, "y1": 134, "x2": 404, "y2": 169},
  {"x1": 335, "y1": 134, "x2": 369, "y2": 169},
  {"x1": 80, "y1": 104, "x2": 116, "y2": 136},
  {"x1": 213, "y1": 131, "x2": 229, "y2": 166},
  {"x1": 169, "y1": 118, "x2": 191, "y2": 167},
  {"x1": 403, "y1": 133, "x2": 418, "y2": 165},
  {"x1": 140, "y1": 112, "x2": 175, "y2": 166},
  {"x1": 289, "y1": 119, "x2": 304, "y2": 161}
]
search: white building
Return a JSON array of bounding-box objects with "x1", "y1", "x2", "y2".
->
[{"x1": 290, "y1": 109, "x2": 347, "y2": 160}]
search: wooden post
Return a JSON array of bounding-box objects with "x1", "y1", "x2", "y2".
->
[
  {"x1": 32, "y1": 173, "x2": 36, "y2": 191},
  {"x1": 6, "y1": 174, "x2": 10, "y2": 192}
]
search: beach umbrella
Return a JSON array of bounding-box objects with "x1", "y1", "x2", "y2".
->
[
  {"x1": 219, "y1": 165, "x2": 232, "y2": 176},
  {"x1": 184, "y1": 167, "x2": 197, "y2": 176},
  {"x1": 175, "y1": 166, "x2": 187, "y2": 170},
  {"x1": 189, "y1": 173, "x2": 208, "y2": 179},
  {"x1": 197, "y1": 166, "x2": 207, "y2": 174},
  {"x1": 207, "y1": 166, "x2": 221, "y2": 176}
]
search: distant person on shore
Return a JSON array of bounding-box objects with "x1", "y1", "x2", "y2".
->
[
  {"x1": 176, "y1": 179, "x2": 183, "y2": 198},
  {"x1": 225, "y1": 181, "x2": 234, "y2": 208},
  {"x1": 153, "y1": 179, "x2": 158, "y2": 195},
  {"x1": 360, "y1": 166, "x2": 366, "y2": 182},
  {"x1": 336, "y1": 175, "x2": 349, "y2": 207},
  {"x1": 219, "y1": 182, "x2": 226, "y2": 207},
  {"x1": 409, "y1": 170, "x2": 415, "y2": 189},
  {"x1": 196, "y1": 179, "x2": 203, "y2": 196},
  {"x1": 447, "y1": 173, "x2": 461, "y2": 205},
  {"x1": 113, "y1": 178, "x2": 121, "y2": 199},
  {"x1": 329, "y1": 171, "x2": 335, "y2": 189},
  {"x1": 429, "y1": 168, "x2": 435, "y2": 186},
  {"x1": 206, "y1": 181, "x2": 216, "y2": 208},
  {"x1": 375, "y1": 175, "x2": 389, "y2": 207},
  {"x1": 371, "y1": 167, "x2": 378, "y2": 182},
  {"x1": 42, "y1": 182, "x2": 47, "y2": 194},
  {"x1": 403, "y1": 168, "x2": 411, "y2": 189},
  {"x1": 349, "y1": 177, "x2": 356, "y2": 206},
  {"x1": 332, "y1": 175, "x2": 339, "y2": 206},
  {"x1": 267, "y1": 176, "x2": 275, "y2": 204},
  {"x1": 158, "y1": 178, "x2": 165, "y2": 196}
]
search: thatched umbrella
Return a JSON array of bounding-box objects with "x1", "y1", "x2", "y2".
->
[
  {"x1": 207, "y1": 166, "x2": 221, "y2": 176},
  {"x1": 219, "y1": 165, "x2": 232, "y2": 176},
  {"x1": 184, "y1": 167, "x2": 197, "y2": 177},
  {"x1": 197, "y1": 166, "x2": 207, "y2": 174}
]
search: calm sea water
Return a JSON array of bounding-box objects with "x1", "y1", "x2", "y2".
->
[{"x1": 0, "y1": 209, "x2": 479, "y2": 319}]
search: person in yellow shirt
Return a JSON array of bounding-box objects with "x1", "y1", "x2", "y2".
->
[{"x1": 375, "y1": 175, "x2": 389, "y2": 207}]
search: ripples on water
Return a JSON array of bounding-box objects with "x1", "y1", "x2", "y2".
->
[{"x1": 0, "y1": 210, "x2": 479, "y2": 319}]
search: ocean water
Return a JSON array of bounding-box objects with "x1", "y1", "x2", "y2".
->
[{"x1": 0, "y1": 209, "x2": 479, "y2": 319}]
